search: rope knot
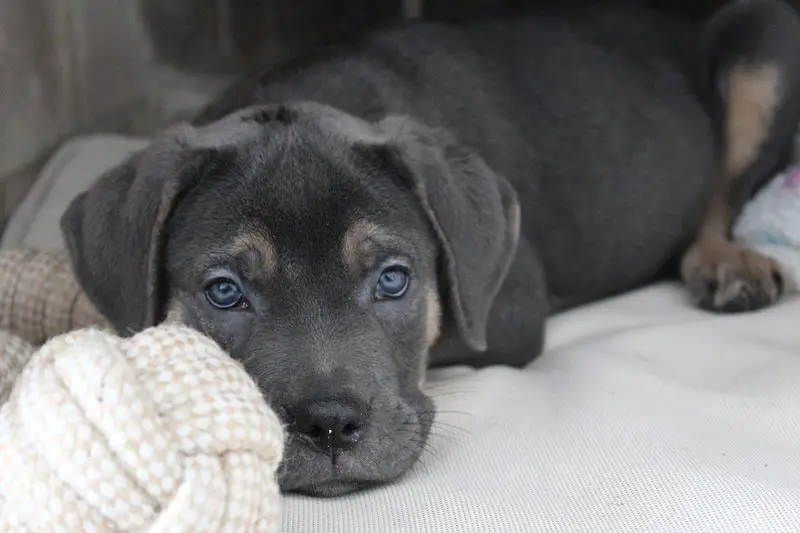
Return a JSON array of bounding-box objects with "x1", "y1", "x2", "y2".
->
[{"x1": 1, "y1": 324, "x2": 284, "y2": 532}]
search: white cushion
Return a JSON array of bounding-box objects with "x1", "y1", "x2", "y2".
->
[{"x1": 5, "y1": 136, "x2": 800, "y2": 532}]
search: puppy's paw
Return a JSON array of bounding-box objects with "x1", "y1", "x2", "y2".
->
[{"x1": 681, "y1": 240, "x2": 784, "y2": 313}]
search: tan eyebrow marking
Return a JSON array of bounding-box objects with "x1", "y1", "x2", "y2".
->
[
  {"x1": 230, "y1": 230, "x2": 278, "y2": 277},
  {"x1": 341, "y1": 219, "x2": 388, "y2": 271}
]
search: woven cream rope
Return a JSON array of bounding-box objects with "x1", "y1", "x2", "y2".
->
[{"x1": 0, "y1": 249, "x2": 285, "y2": 532}]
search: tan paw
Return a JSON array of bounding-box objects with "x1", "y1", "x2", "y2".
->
[{"x1": 680, "y1": 240, "x2": 784, "y2": 313}]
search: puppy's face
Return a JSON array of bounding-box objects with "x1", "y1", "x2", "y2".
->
[
  {"x1": 61, "y1": 103, "x2": 519, "y2": 496},
  {"x1": 164, "y1": 130, "x2": 440, "y2": 495}
]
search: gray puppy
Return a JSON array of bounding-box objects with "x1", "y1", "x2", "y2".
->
[{"x1": 61, "y1": 1, "x2": 800, "y2": 496}]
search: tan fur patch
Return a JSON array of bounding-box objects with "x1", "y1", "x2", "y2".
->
[
  {"x1": 163, "y1": 298, "x2": 189, "y2": 324},
  {"x1": 692, "y1": 64, "x2": 783, "y2": 247},
  {"x1": 231, "y1": 231, "x2": 277, "y2": 276},
  {"x1": 697, "y1": 194, "x2": 732, "y2": 242},
  {"x1": 418, "y1": 288, "x2": 442, "y2": 388},
  {"x1": 341, "y1": 220, "x2": 384, "y2": 270},
  {"x1": 403, "y1": 0, "x2": 423, "y2": 19},
  {"x1": 424, "y1": 288, "x2": 442, "y2": 349},
  {"x1": 724, "y1": 63, "x2": 782, "y2": 178}
]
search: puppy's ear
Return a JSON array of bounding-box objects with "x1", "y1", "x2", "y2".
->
[
  {"x1": 374, "y1": 116, "x2": 520, "y2": 352},
  {"x1": 60, "y1": 112, "x2": 263, "y2": 335}
]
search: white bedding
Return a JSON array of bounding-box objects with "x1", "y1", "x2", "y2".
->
[{"x1": 5, "y1": 136, "x2": 800, "y2": 532}]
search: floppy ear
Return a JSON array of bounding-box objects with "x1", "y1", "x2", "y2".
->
[
  {"x1": 374, "y1": 116, "x2": 520, "y2": 352},
  {"x1": 60, "y1": 110, "x2": 265, "y2": 335}
]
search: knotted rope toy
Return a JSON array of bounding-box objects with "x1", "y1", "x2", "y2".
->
[{"x1": 0, "y1": 249, "x2": 285, "y2": 532}]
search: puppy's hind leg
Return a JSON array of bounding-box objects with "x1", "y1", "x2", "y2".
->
[{"x1": 681, "y1": 0, "x2": 800, "y2": 313}]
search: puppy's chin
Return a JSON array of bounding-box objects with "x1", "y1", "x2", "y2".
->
[
  {"x1": 277, "y1": 396, "x2": 433, "y2": 497},
  {"x1": 292, "y1": 479, "x2": 378, "y2": 498},
  {"x1": 278, "y1": 443, "x2": 420, "y2": 497}
]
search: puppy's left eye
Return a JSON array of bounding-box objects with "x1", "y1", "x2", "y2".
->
[
  {"x1": 375, "y1": 266, "x2": 410, "y2": 299},
  {"x1": 205, "y1": 278, "x2": 248, "y2": 310}
]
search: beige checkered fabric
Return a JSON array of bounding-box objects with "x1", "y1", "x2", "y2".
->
[
  {"x1": 0, "y1": 332, "x2": 34, "y2": 406},
  {"x1": 0, "y1": 250, "x2": 286, "y2": 532},
  {"x1": 0, "y1": 249, "x2": 109, "y2": 346}
]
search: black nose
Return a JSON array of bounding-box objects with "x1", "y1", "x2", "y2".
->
[{"x1": 293, "y1": 398, "x2": 367, "y2": 452}]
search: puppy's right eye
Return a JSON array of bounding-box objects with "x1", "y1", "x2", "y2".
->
[
  {"x1": 375, "y1": 266, "x2": 411, "y2": 299},
  {"x1": 204, "y1": 278, "x2": 247, "y2": 309}
]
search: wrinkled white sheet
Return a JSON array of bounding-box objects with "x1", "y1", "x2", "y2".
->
[{"x1": 282, "y1": 285, "x2": 800, "y2": 532}]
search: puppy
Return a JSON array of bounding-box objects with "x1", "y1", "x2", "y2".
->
[{"x1": 60, "y1": 1, "x2": 800, "y2": 496}]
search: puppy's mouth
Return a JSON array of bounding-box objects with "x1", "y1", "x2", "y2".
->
[{"x1": 276, "y1": 399, "x2": 434, "y2": 497}]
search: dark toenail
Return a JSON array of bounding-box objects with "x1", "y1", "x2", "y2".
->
[
  {"x1": 773, "y1": 271, "x2": 784, "y2": 296},
  {"x1": 705, "y1": 279, "x2": 719, "y2": 295},
  {"x1": 699, "y1": 294, "x2": 717, "y2": 311},
  {"x1": 720, "y1": 289, "x2": 751, "y2": 313}
]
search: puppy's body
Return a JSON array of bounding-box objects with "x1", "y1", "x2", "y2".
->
[
  {"x1": 62, "y1": 1, "x2": 800, "y2": 496},
  {"x1": 197, "y1": 6, "x2": 719, "y2": 368}
]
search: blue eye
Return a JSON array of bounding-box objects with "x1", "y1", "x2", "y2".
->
[
  {"x1": 376, "y1": 266, "x2": 410, "y2": 299},
  {"x1": 205, "y1": 278, "x2": 246, "y2": 309}
]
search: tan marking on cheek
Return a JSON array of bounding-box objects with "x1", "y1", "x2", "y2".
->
[
  {"x1": 231, "y1": 231, "x2": 277, "y2": 276},
  {"x1": 724, "y1": 63, "x2": 782, "y2": 178},
  {"x1": 418, "y1": 288, "x2": 442, "y2": 387},
  {"x1": 424, "y1": 288, "x2": 442, "y2": 348},
  {"x1": 418, "y1": 366, "x2": 428, "y2": 388},
  {"x1": 163, "y1": 298, "x2": 189, "y2": 324},
  {"x1": 341, "y1": 220, "x2": 384, "y2": 270}
]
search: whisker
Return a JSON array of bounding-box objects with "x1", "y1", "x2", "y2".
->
[
  {"x1": 427, "y1": 427, "x2": 465, "y2": 442},
  {"x1": 392, "y1": 427, "x2": 452, "y2": 453},
  {"x1": 426, "y1": 390, "x2": 475, "y2": 399},
  {"x1": 418, "y1": 409, "x2": 474, "y2": 418},
  {"x1": 422, "y1": 383, "x2": 460, "y2": 392},
  {"x1": 398, "y1": 440, "x2": 433, "y2": 465},
  {"x1": 397, "y1": 418, "x2": 468, "y2": 439},
  {"x1": 409, "y1": 438, "x2": 439, "y2": 459},
  {"x1": 419, "y1": 427, "x2": 464, "y2": 445},
  {"x1": 430, "y1": 420, "x2": 470, "y2": 434}
]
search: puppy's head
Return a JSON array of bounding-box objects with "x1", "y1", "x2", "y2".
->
[{"x1": 61, "y1": 102, "x2": 519, "y2": 496}]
